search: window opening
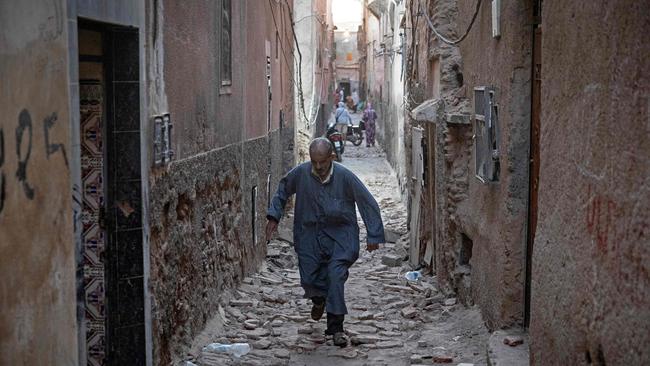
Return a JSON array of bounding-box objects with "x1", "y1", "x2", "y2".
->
[
  {"x1": 459, "y1": 233, "x2": 473, "y2": 266},
  {"x1": 221, "y1": 0, "x2": 232, "y2": 85},
  {"x1": 474, "y1": 86, "x2": 500, "y2": 183}
]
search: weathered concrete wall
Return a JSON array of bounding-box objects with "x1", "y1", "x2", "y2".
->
[
  {"x1": 452, "y1": 0, "x2": 532, "y2": 329},
  {"x1": 147, "y1": 1, "x2": 295, "y2": 364},
  {"x1": 0, "y1": 0, "x2": 78, "y2": 364},
  {"x1": 363, "y1": 14, "x2": 382, "y2": 103},
  {"x1": 372, "y1": 0, "x2": 407, "y2": 200},
  {"x1": 530, "y1": 1, "x2": 650, "y2": 364},
  {"x1": 404, "y1": 0, "x2": 471, "y2": 287},
  {"x1": 163, "y1": 0, "x2": 239, "y2": 156},
  {"x1": 404, "y1": 0, "x2": 531, "y2": 329},
  {"x1": 294, "y1": 0, "x2": 333, "y2": 162}
]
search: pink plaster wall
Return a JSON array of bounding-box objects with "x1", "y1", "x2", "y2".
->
[{"x1": 530, "y1": 1, "x2": 650, "y2": 364}]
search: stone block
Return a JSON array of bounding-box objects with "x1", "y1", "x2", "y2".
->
[
  {"x1": 401, "y1": 306, "x2": 418, "y2": 319},
  {"x1": 503, "y1": 335, "x2": 524, "y2": 347},
  {"x1": 376, "y1": 340, "x2": 403, "y2": 349},
  {"x1": 384, "y1": 229, "x2": 401, "y2": 243},
  {"x1": 443, "y1": 298, "x2": 457, "y2": 306},
  {"x1": 432, "y1": 353, "x2": 453, "y2": 363},
  {"x1": 381, "y1": 254, "x2": 403, "y2": 267},
  {"x1": 350, "y1": 335, "x2": 381, "y2": 345},
  {"x1": 230, "y1": 299, "x2": 254, "y2": 307},
  {"x1": 445, "y1": 112, "x2": 471, "y2": 125},
  {"x1": 358, "y1": 311, "x2": 374, "y2": 320}
]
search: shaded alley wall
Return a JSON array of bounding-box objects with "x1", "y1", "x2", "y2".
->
[
  {"x1": 530, "y1": 0, "x2": 650, "y2": 364},
  {"x1": 453, "y1": 0, "x2": 532, "y2": 329},
  {"x1": 403, "y1": 0, "x2": 531, "y2": 332},
  {"x1": 0, "y1": 0, "x2": 78, "y2": 364},
  {"x1": 368, "y1": 0, "x2": 408, "y2": 201},
  {"x1": 146, "y1": 1, "x2": 295, "y2": 364},
  {"x1": 294, "y1": 0, "x2": 333, "y2": 162}
]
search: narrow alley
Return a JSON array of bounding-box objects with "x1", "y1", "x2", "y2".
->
[
  {"x1": 1, "y1": 0, "x2": 648, "y2": 365},
  {"x1": 185, "y1": 142, "x2": 489, "y2": 366}
]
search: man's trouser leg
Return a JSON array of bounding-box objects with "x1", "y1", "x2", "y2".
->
[
  {"x1": 326, "y1": 313, "x2": 345, "y2": 334},
  {"x1": 325, "y1": 259, "x2": 350, "y2": 315},
  {"x1": 297, "y1": 247, "x2": 329, "y2": 301},
  {"x1": 336, "y1": 124, "x2": 348, "y2": 140}
]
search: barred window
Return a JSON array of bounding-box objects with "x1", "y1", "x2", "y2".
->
[{"x1": 474, "y1": 87, "x2": 500, "y2": 183}]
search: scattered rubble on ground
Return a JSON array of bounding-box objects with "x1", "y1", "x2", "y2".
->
[{"x1": 183, "y1": 144, "x2": 489, "y2": 366}]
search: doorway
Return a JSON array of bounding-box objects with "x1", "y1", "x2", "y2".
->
[
  {"x1": 524, "y1": 0, "x2": 542, "y2": 327},
  {"x1": 339, "y1": 81, "x2": 351, "y2": 99},
  {"x1": 78, "y1": 20, "x2": 145, "y2": 365}
]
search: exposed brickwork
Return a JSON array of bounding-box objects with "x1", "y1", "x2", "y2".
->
[{"x1": 148, "y1": 135, "x2": 283, "y2": 365}]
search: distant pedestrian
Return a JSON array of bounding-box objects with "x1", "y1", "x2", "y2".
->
[
  {"x1": 362, "y1": 102, "x2": 378, "y2": 147},
  {"x1": 334, "y1": 87, "x2": 341, "y2": 108},
  {"x1": 351, "y1": 89, "x2": 360, "y2": 112},
  {"x1": 345, "y1": 95, "x2": 355, "y2": 111},
  {"x1": 266, "y1": 138, "x2": 385, "y2": 348},
  {"x1": 335, "y1": 102, "x2": 352, "y2": 138}
]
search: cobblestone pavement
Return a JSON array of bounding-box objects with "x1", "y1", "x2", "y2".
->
[{"x1": 183, "y1": 143, "x2": 489, "y2": 366}]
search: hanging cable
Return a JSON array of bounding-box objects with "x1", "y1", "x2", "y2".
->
[
  {"x1": 278, "y1": 0, "x2": 311, "y2": 125},
  {"x1": 420, "y1": 0, "x2": 482, "y2": 45},
  {"x1": 267, "y1": 0, "x2": 301, "y2": 95},
  {"x1": 268, "y1": 0, "x2": 310, "y2": 124}
]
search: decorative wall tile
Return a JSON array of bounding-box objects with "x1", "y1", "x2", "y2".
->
[{"x1": 81, "y1": 80, "x2": 106, "y2": 366}]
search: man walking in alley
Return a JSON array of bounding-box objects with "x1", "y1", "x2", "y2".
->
[{"x1": 265, "y1": 138, "x2": 385, "y2": 347}]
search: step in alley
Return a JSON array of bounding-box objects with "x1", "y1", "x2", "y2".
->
[{"x1": 182, "y1": 144, "x2": 490, "y2": 366}]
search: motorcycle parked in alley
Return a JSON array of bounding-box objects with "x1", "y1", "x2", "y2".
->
[
  {"x1": 326, "y1": 123, "x2": 345, "y2": 162},
  {"x1": 346, "y1": 122, "x2": 364, "y2": 146}
]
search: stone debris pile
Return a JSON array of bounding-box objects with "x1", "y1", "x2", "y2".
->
[{"x1": 183, "y1": 144, "x2": 489, "y2": 366}]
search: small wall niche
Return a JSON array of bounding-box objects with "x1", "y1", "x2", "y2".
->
[{"x1": 459, "y1": 233, "x2": 473, "y2": 266}]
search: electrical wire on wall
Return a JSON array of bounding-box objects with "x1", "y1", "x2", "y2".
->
[
  {"x1": 282, "y1": 0, "x2": 312, "y2": 126},
  {"x1": 284, "y1": 0, "x2": 312, "y2": 127},
  {"x1": 420, "y1": 0, "x2": 482, "y2": 46},
  {"x1": 268, "y1": 0, "x2": 311, "y2": 126},
  {"x1": 268, "y1": 2, "x2": 300, "y2": 97}
]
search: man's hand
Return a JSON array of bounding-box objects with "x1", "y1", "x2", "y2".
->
[
  {"x1": 265, "y1": 219, "x2": 278, "y2": 242},
  {"x1": 366, "y1": 243, "x2": 380, "y2": 252}
]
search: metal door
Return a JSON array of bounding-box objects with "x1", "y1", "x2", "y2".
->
[{"x1": 409, "y1": 127, "x2": 424, "y2": 267}]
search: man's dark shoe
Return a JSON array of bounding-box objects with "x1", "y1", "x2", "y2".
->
[
  {"x1": 333, "y1": 332, "x2": 348, "y2": 347},
  {"x1": 311, "y1": 302, "x2": 325, "y2": 321}
]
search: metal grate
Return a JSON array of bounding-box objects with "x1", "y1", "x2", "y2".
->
[{"x1": 474, "y1": 87, "x2": 499, "y2": 183}]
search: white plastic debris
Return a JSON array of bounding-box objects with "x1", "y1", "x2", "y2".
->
[
  {"x1": 404, "y1": 270, "x2": 422, "y2": 281},
  {"x1": 203, "y1": 342, "x2": 251, "y2": 358}
]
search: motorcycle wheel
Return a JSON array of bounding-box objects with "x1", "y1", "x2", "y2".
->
[{"x1": 352, "y1": 132, "x2": 363, "y2": 146}]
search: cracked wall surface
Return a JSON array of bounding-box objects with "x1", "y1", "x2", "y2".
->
[{"x1": 405, "y1": 0, "x2": 532, "y2": 330}]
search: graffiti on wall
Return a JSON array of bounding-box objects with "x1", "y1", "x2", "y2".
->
[
  {"x1": 0, "y1": 109, "x2": 68, "y2": 215},
  {"x1": 585, "y1": 183, "x2": 649, "y2": 306}
]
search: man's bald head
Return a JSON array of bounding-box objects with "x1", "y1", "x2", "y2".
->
[
  {"x1": 309, "y1": 138, "x2": 335, "y2": 180},
  {"x1": 309, "y1": 137, "x2": 334, "y2": 157}
]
